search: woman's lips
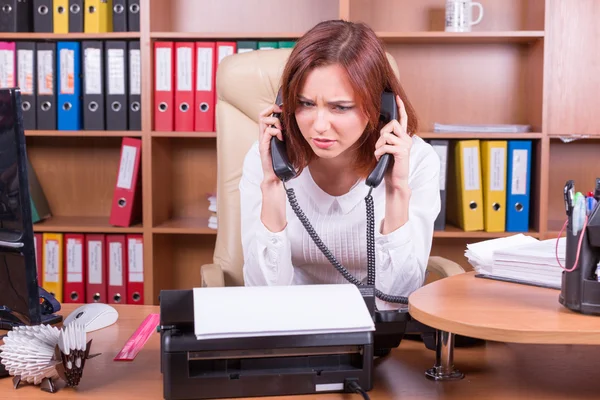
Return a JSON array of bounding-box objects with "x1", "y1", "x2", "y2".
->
[{"x1": 313, "y1": 138, "x2": 336, "y2": 149}]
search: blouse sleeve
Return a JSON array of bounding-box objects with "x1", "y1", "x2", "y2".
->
[
  {"x1": 373, "y1": 146, "x2": 441, "y2": 310},
  {"x1": 239, "y1": 142, "x2": 295, "y2": 286}
]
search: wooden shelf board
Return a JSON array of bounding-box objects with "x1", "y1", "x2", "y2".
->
[
  {"x1": 419, "y1": 132, "x2": 543, "y2": 140},
  {"x1": 151, "y1": 32, "x2": 302, "y2": 39},
  {"x1": 26, "y1": 130, "x2": 142, "y2": 137},
  {"x1": 378, "y1": 31, "x2": 545, "y2": 44},
  {"x1": 434, "y1": 225, "x2": 540, "y2": 239},
  {"x1": 151, "y1": 131, "x2": 216, "y2": 138},
  {"x1": 0, "y1": 32, "x2": 141, "y2": 39},
  {"x1": 33, "y1": 216, "x2": 143, "y2": 233},
  {"x1": 153, "y1": 217, "x2": 217, "y2": 234},
  {"x1": 548, "y1": 134, "x2": 600, "y2": 140}
]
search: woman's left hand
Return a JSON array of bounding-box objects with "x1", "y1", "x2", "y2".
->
[{"x1": 374, "y1": 94, "x2": 412, "y2": 192}]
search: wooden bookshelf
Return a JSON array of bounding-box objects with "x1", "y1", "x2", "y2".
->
[{"x1": 25, "y1": 0, "x2": 600, "y2": 304}]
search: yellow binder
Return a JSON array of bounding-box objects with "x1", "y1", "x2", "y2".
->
[
  {"x1": 53, "y1": 0, "x2": 69, "y2": 33},
  {"x1": 84, "y1": 0, "x2": 113, "y2": 33},
  {"x1": 42, "y1": 233, "x2": 63, "y2": 303},
  {"x1": 481, "y1": 140, "x2": 507, "y2": 232},
  {"x1": 447, "y1": 140, "x2": 484, "y2": 231}
]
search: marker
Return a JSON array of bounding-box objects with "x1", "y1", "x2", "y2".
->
[
  {"x1": 586, "y1": 191, "x2": 598, "y2": 215},
  {"x1": 572, "y1": 192, "x2": 585, "y2": 235}
]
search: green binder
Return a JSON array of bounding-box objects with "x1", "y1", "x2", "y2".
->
[{"x1": 27, "y1": 157, "x2": 51, "y2": 223}]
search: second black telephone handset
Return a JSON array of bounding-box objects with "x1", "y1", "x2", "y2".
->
[{"x1": 268, "y1": 88, "x2": 408, "y2": 305}]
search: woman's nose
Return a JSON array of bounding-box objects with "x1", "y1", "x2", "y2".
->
[{"x1": 313, "y1": 109, "x2": 330, "y2": 134}]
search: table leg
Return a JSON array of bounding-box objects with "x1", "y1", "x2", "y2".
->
[{"x1": 425, "y1": 330, "x2": 464, "y2": 381}]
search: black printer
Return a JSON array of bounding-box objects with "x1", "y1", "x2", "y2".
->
[{"x1": 158, "y1": 286, "x2": 410, "y2": 400}]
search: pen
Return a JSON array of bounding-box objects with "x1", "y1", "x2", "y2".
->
[{"x1": 586, "y1": 191, "x2": 598, "y2": 215}]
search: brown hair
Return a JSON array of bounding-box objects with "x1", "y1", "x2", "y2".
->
[{"x1": 279, "y1": 19, "x2": 418, "y2": 178}]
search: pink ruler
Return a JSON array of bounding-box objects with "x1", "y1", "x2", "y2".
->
[{"x1": 114, "y1": 313, "x2": 160, "y2": 361}]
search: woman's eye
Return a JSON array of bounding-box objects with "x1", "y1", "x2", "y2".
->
[
  {"x1": 335, "y1": 105, "x2": 352, "y2": 111},
  {"x1": 299, "y1": 101, "x2": 313, "y2": 107}
]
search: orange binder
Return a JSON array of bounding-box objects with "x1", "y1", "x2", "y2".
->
[
  {"x1": 154, "y1": 41, "x2": 174, "y2": 131},
  {"x1": 174, "y1": 41, "x2": 195, "y2": 131},
  {"x1": 34, "y1": 233, "x2": 42, "y2": 286},
  {"x1": 126, "y1": 234, "x2": 144, "y2": 304},
  {"x1": 109, "y1": 137, "x2": 142, "y2": 227},
  {"x1": 42, "y1": 233, "x2": 63, "y2": 302},
  {"x1": 194, "y1": 42, "x2": 215, "y2": 132},
  {"x1": 63, "y1": 233, "x2": 86, "y2": 303}
]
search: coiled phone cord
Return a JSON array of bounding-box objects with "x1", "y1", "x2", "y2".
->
[{"x1": 283, "y1": 183, "x2": 409, "y2": 305}]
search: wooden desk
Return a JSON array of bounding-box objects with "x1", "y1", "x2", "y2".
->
[
  {"x1": 2, "y1": 303, "x2": 600, "y2": 399},
  {"x1": 408, "y1": 272, "x2": 600, "y2": 381}
]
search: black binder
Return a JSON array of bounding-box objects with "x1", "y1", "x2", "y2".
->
[
  {"x1": 68, "y1": 0, "x2": 83, "y2": 32},
  {"x1": 82, "y1": 40, "x2": 105, "y2": 130},
  {"x1": 112, "y1": 0, "x2": 126, "y2": 31},
  {"x1": 32, "y1": 0, "x2": 52, "y2": 32},
  {"x1": 127, "y1": 0, "x2": 139, "y2": 31},
  {"x1": 15, "y1": 42, "x2": 36, "y2": 130},
  {"x1": 0, "y1": 0, "x2": 32, "y2": 32},
  {"x1": 35, "y1": 42, "x2": 55, "y2": 130},
  {"x1": 127, "y1": 40, "x2": 141, "y2": 130},
  {"x1": 104, "y1": 40, "x2": 128, "y2": 130}
]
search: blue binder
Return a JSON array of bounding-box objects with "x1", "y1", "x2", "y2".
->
[
  {"x1": 506, "y1": 140, "x2": 532, "y2": 232},
  {"x1": 57, "y1": 41, "x2": 81, "y2": 130}
]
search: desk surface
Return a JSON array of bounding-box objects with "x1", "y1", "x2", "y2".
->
[
  {"x1": 2, "y1": 303, "x2": 600, "y2": 399},
  {"x1": 409, "y1": 271, "x2": 600, "y2": 344}
]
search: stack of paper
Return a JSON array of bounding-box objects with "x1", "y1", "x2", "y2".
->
[
  {"x1": 466, "y1": 234, "x2": 565, "y2": 289},
  {"x1": 192, "y1": 284, "x2": 375, "y2": 340},
  {"x1": 207, "y1": 193, "x2": 217, "y2": 230},
  {"x1": 433, "y1": 123, "x2": 531, "y2": 133}
]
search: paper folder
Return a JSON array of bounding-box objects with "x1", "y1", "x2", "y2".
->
[
  {"x1": 506, "y1": 140, "x2": 532, "y2": 232},
  {"x1": 447, "y1": 140, "x2": 484, "y2": 231},
  {"x1": 481, "y1": 140, "x2": 507, "y2": 232}
]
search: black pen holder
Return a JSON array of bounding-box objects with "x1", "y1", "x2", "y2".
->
[{"x1": 559, "y1": 195, "x2": 600, "y2": 315}]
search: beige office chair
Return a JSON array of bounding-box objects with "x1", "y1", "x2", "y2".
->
[{"x1": 200, "y1": 48, "x2": 465, "y2": 288}]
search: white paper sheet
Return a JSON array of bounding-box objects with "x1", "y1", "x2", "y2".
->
[{"x1": 193, "y1": 284, "x2": 375, "y2": 340}]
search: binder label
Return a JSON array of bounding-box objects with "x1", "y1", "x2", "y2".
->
[
  {"x1": 45, "y1": 240, "x2": 59, "y2": 283},
  {"x1": 108, "y1": 48, "x2": 125, "y2": 95},
  {"x1": 84, "y1": 47, "x2": 102, "y2": 95},
  {"x1": 37, "y1": 50, "x2": 54, "y2": 95},
  {"x1": 177, "y1": 46, "x2": 192, "y2": 91},
  {"x1": 432, "y1": 145, "x2": 447, "y2": 191},
  {"x1": 67, "y1": 238, "x2": 83, "y2": 283},
  {"x1": 511, "y1": 149, "x2": 528, "y2": 195},
  {"x1": 59, "y1": 48, "x2": 75, "y2": 94},
  {"x1": 116, "y1": 145, "x2": 137, "y2": 189},
  {"x1": 0, "y1": 49, "x2": 14, "y2": 88},
  {"x1": 109, "y1": 242, "x2": 123, "y2": 286},
  {"x1": 196, "y1": 48, "x2": 213, "y2": 91},
  {"x1": 128, "y1": 238, "x2": 144, "y2": 283},
  {"x1": 218, "y1": 45, "x2": 234, "y2": 64},
  {"x1": 17, "y1": 50, "x2": 34, "y2": 95},
  {"x1": 463, "y1": 146, "x2": 480, "y2": 191},
  {"x1": 130, "y1": 49, "x2": 141, "y2": 95},
  {"x1": 155, "y1": 47, "x2": 172, "y2": 91},
  {"x1": 491, "y1": 148, "x2": 506, "y2": 191},
  {"x1": 88, "y1": 240, "x2": 103, "y2": 284}
]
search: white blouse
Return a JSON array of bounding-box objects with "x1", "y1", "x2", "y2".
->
[{"x1": 239, "y1": 135, "x2": 441, "y2": 310}]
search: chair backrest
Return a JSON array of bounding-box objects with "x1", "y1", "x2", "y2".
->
[{"x1": 213, "y1": 48, "x2": 401, "y2": 286}]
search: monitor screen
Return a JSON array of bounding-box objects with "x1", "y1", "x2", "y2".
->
[{"x1": 0, "y1": 88, "x2": 41, "y2": 326}]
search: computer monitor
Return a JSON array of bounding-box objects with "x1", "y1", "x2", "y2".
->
[{"x1": 0, "y1": 88, "x2": 61, "y2": 330}]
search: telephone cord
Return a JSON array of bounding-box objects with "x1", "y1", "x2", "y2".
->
[{"x1": 283, "y1": 183, "x2": 408, "y2": 305}]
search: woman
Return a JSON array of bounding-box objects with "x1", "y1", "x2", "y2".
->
[{"x1": 239, "y1": 20, "x2": 441, "y2": 310}]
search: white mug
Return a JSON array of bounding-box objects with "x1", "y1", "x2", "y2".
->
[{"x1": 445, "y1": 0, "x2": 484, "y2": 32}]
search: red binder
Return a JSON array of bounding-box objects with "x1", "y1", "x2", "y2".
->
[
  {"x1": 34, "y1": 233, "x2": 42, "y2": 286},
  {"x1": 194, "y1": 41, "x2": 215, "y2": 132},
  {"x1": 109, "y1": 137, "x2": 142, "y2": 227},
  {"x1": 86, "y1": 234, "x2": 106, "y2": 303},
  {"x1": 154, "y1": 41, "x2": 174, "y2": 131},
  {"x1": 107, "y1": 234, "x2": 127, "y2": 304},
  {"x1": 126, "y1": 234, "x2": 144, "y2": 305},
  {"x1": 175, "y1": 42, "x2": 195, "y2": 132},
  {"x1": 63, "y1": 234, "x2": 86, "y2": 303}
]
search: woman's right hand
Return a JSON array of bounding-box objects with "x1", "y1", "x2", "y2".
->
[{"x1": 258, "y1": 103, "x2": 283, "y2": 185}]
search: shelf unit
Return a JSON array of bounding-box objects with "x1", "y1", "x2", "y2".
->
[{"x1": 15, "y1": 0, "x2": 600, "y2": 304}]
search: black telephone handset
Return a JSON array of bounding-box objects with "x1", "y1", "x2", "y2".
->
[
  {"x1": 268, "y1": 88, "x2": 409, "y2": 305},
  {"x1": 269, "y1": 89, "x2": 397, "y2": 187},
  {"x1": 270, "y1": 90, "x2": 297, "y2": 182}
]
